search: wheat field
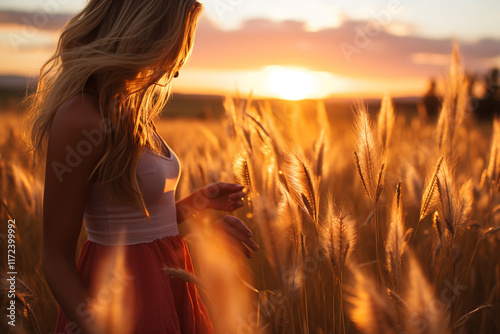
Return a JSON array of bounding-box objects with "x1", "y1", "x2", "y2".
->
[{"x1": 0, "y1": 50, "x2": 499, "y2": 334}]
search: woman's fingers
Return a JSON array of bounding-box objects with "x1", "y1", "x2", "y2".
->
[
  {"x1": 223, "y1": 215, "x2": 251, "y2": 236},
  {"x1": 227, "y1": 200, "x2": 244, "y2": 210},
  {"x1": 222, "y1": 216, "x2": 259, "y2": 251},
  {"x1": 228, "y1": 190, "x2": 245, "y2": 211},
  {"x1": 217, "y1": 182, "x2": 245, "y2": 192},
  {"x1": 229, "y1": 191, "x2": 245, "y2": 200},
  {"x1": 204, "y1": 182, "x2": 244, "y2": 200}
]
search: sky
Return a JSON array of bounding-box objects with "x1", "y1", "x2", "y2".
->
[{"x1": 0, "y1": 0, "x2": 499, "y2": 99}]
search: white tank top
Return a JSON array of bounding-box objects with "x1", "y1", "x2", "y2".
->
[{"x1": 83, "y1": 132, "x2": 181, "y2": 245}]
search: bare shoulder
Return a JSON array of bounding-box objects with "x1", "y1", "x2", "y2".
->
[
  {"x1": 47, "y1": 93, "x2": 107, "y2": 174},
  {"x1": 53, "y1": 93, "x2": 102, "y2": 129}
]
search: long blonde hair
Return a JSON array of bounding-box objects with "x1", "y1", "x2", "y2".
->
[{"x1": 22, "y1": 0, "x2": 203, "y2": 220}]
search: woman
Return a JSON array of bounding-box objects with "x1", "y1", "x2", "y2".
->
[{"x1": 21, "y1": 0, "x2": 259, "y2": 333}]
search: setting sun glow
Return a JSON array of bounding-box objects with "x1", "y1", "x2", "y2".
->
[{"x1": 265, "y1": 66, "x2": 317, "y2": 100}]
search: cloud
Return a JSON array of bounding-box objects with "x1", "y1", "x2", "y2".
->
[
  {"x1": 189, "y1": 17, "x2": 500, "y2": 80},
  {"x1": 411, "y1": 53, "x2": 450, "y2": 66},
  {"x1": 0, "y1": 9, "x2": 72, "y2": 31}
]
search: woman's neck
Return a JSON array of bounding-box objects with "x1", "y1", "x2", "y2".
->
[{"x1": 83, "y1": 75, "x2": 99, "y2": 96}]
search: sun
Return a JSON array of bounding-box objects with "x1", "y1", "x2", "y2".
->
[{"x1": 265, "y1": 66, "x2": 317, "y2": 100}]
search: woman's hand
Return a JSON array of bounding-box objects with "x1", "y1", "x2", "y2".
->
[
  {"x1": 215, "y1": 215, "x2": 259, "y2": 258},
  {"x1": 201, "y1": 182, "x2": 246, "y2": 212},
  {"x1": 176, "y1": 182, "x2": 246, "y2": 224}
]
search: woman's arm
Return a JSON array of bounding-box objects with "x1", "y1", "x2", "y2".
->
[
  {"x1": 42, "y1": 94, "x2": 106, "y2": 334},
  {"x1": 175, "y1": 182, "x2": 245, "y2": 224},
  {"x1": 175, "y1": 183, "x2": 258, "y2": 257}
]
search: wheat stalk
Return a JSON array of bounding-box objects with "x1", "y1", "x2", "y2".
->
[
  {"x1": 233, "y1": 152, "x2": 253, "y2": 195},
  {"x1": 377, "y1": 92, "x2": 395, "y2": 152},
  {"x1": 319, "y1": 198, "x2": 357, "y2": 334},
  {"x1": 435, "y1": 159, "x2": 473, "y2": 237},
  {"x1": 353, "y1": 101, "x2": 388, "y2": 290},
  {"x1": 453, "y1": 305, "x2": 494, "y2": 330},
  {"x1": 319, "y1": 198, "x2": 357, "y2": 279},
  {"x1": 282, "y1": 146, "x2": 319, "y2": 225},
  {"x1": 436, "y1": 44, "x2": 469, "y2": 155},
  {"x1": 419, "y1": 156, "x2": 444, "y2": 221},
  {"x1": 482, "y1": 117, "x2": 500, "y2": 190},
  {"x1": 385, "y1": 182, "x2": 409, "y2": 292},
  {"x1": 163, "y1": 266, "x2": 206, "y2": 290},
  {"x1": 314, "y1": 128, "x2": 327, "y2": 180},
  {"x1": 353, "y1": 101, "x2": 387, "y2": 206}
]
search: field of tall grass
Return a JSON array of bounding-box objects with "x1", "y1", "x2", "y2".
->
[{"x1": 1, "y1": 50, "x2": 499, "y2": 334}]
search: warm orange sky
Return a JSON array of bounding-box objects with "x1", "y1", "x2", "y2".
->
[{"x1": 0, "y1": 1, "x2": 499, "y2": 99}]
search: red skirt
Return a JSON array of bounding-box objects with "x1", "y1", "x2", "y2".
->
[{"x1": 54, "y1": 234, "x2": 213, "y2": 334}]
